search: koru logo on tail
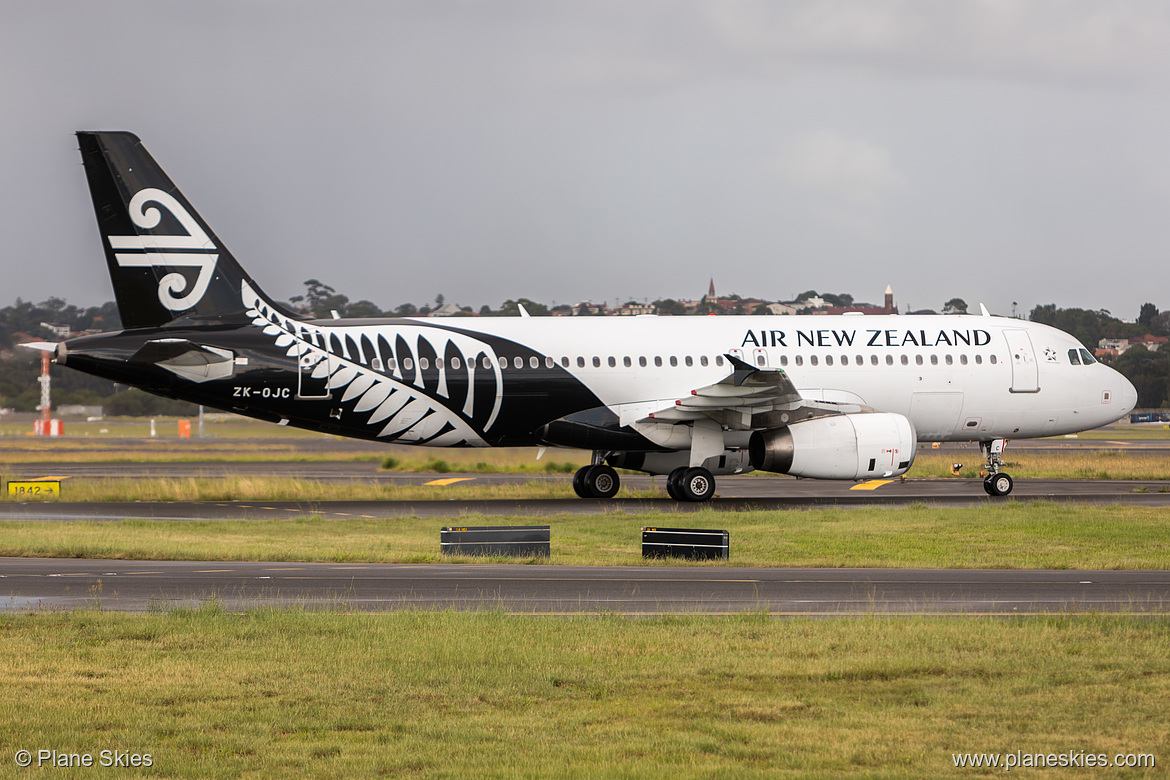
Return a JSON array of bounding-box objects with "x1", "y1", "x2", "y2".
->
[{"x1": 107, "y1": 188, "x2": 218, "y2": 311}]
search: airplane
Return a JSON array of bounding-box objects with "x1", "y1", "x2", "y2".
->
[{"x1": 27, "y1": 131, "x2": 1139, "y2": 501}]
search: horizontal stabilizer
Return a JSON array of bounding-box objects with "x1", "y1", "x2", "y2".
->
[
  {"x1": 18, "y1": 341, "x2": 59, "y2": 353},
  {"x1": 132, "y1": 338, "x2": 235, "y2": 383}
]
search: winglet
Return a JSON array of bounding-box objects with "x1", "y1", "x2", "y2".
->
[
  {"x1": 979, "y1": 303, "x2": 991, "y2": 317},
  {"x1": 723, "y1": 353, "x2": 758, "y2": 387},
  {"x1": 517, "y1": 304, "x2": 531, "y2": 318}
]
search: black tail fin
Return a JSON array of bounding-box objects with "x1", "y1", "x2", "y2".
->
[{"x1": 77, "y1": 131, "x2": 289, "y2": 329}]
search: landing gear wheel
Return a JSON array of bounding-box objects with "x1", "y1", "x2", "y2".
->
[
  {"x1": 679, "y1": 467, "x2": 716, "y2": 502},
  {"x1": 984, "y1": 472, "x2": 1014, "y2": 497},
  {"x1": 579, "y1": 464, "x2": 620, "y2": 499},
  {"x1": 572, "y1": 466, "x2": 592, "y2": 499},
  {"x1": 666, "y1": 467, "x2": 687, "y2": 501}
]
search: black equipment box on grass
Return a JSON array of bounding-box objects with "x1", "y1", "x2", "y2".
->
[
  {"x1": 642, "y1": 527, "x2": 729, "y2": 560},
  {"x1": 441, "y1": 525, "x2": 550, "y2": 557}
]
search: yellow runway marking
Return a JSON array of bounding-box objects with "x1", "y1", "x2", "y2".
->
[
  {"x1": 425, "y1": 477, "x2": 475, "y2": 486},
  {"x1": 29, "y1": 476, "x2": 72, "y2": 481},
  {"x1": 850, "y1": 480, "x2": 895, "y2": 491},
  {"x1": 193, "y1": 570, "x2": 234, "y2": 573}
]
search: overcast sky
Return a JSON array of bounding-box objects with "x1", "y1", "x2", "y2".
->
[{"x1": 3, "y1": 1, "x2": 1170, "y2": 319}]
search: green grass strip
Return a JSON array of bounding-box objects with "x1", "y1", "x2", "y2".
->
[
  {"x1": 1, "y1": 503, "x2": 1168, "y2": 569},
  {"x1": 0, "y1": 609, "x2": 1165, "y2": 778}
]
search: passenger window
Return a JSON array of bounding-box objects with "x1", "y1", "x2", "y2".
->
[
  {"x1": 561, "y1": 357, "x2": 570, "y2": 368},
  {"x1": 990, "y1": 355, "x2": 998, "y2": 365},
  {"x1": 624, "y1": 356, "x2": 632, "y2": 367},
  {"x1": 755, "y1": 355, "x2": 764, "y2": 366},
  {"x1": 481, "y1": 357, "x2": 491, "y2": 370},
  {"x1": 435, "y1": 358, "x2": 444, "y2": 369},
  {"x1": 639, "y1": 356, "x2": 647, "y2": 367},
  {"x1": 915, "y1": 355, "x2": 923, "y2": 366},
  {"x1": 944, "y1": 355, "x2": 952, "y2": 366},
  {"x1": 871, "y1": 355, "x2": 878, "y2": 366},
  {"x1": 960, "y1": 355, "x2": 968, "y2": 365},
  {"x1": 592, "y1": 357, "x2": 601, "y2": 368},
  {"x1": 780, "y1": 356, "x2": 788, "y2": 367},
  {"x1": 810, "y1": 355, "x2": 819, "y2": 366},
  {"x1": 700, "y1": 356, "x2": 708, "y2": 367},
  {"x1": 389, "y1": 358, "x2": 398, "y2": 371},
  {"x1": 1079, "y1": 349, "x2": 1097, "y2": 365},
  {"x1": 371, "y1": 358, "x2": 383, "y2": 371},
  {"x1": 901, "y1": 355, "x2": 908, "y2": 366},
  {"x1": 886, "y1": 355, "x2": 893, "y2": 366},
  {"x1": 825, "y1": 355, "x2": 834, "y2": 366},
  {"x1": 608, "y1": 357, "x2": 616, "y2": 368},
  {"x1": 686, "y1": 356, "x2": 694, "y2": 367},
  {"x1": 930, "y1": 354, "x2": 938, "y2": 366},
  {"x1": 669, "y1": 356, "x2": 678, "y2": 367},
  {"x1": 1068, "y1": 349, "x2": 1081, "y2": 365},
  {"x1": 577, "y1": 356, "x2": 585, "y2": 368},
  {"x1": 715, "y1": 356, "x2": 724, "y2": 367},
  {"x1": 514, "y1": 357, "x2": 523, "y2": 369},
  {"x1": 452, "y1": 358, "x2": 461, "y2": 370},
  {"x1": 404, "y1": 358, "x2": 414, "y2": 371},
  {"x1": 795, "y1": 355, "x2": 803, "y2": 366},
  {"x1": 975, "y1": 355, "x2": 983, "y2": 365},
  {"x1": 655, "y1": 356, "x2": 663, "y2": 367},
  {"x1": 420, "y1": 358, "x2": 430, "y2": 370}
]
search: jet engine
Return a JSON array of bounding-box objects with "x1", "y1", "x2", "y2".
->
[{"x1": 748, "y1": 413, "x2": 915, "y2": 479}]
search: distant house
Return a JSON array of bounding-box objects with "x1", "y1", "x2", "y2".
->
[
  {"x1": 426, "y1": 303, "x2": 466, "y2": 317},
  {"x1": 1099, "y1": 338, "x2": 1130, "y2": 354},
  {"x1": 1130, "y1": 335, "x2": 1168, "y2": 350},
  {"x1": 40, "y1": 322, "x2": 73, "y2": 339},
  {"x1": 614, "y1": 303, "x2": 655, "y2": 316}
]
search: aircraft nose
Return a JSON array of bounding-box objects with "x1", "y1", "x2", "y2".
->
[{"x1": 1116, "y1": 372, "x2": 1138, "y2": 416}]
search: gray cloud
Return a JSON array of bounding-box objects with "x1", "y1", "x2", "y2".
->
[{"x1": 2, "y1": 1, "x2": 1169, "y2": 319}]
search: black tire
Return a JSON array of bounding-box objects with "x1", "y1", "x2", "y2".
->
[
  {"x1": 584, "y1": 464, "x2": 620, "y2": 499},
  {"x1": 986, "y1": 472, "x2": 1014, "y2": 497},
  {"x1": 679, "y1": 467, "x2": 716, "y2": 502},
  {"x1": 666, "y1": 467, "x2": 687, "y2": 501},
  {"x1": 982, "y1": 476, "x2": 995, "y2": 496},
  {"x1": 572, "y1": 466, "x2": 593, "y2": 499}
]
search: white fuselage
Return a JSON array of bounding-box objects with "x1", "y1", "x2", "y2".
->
[{"x1": 415, "y1": 313, "x2": 1136, "y2": 442}]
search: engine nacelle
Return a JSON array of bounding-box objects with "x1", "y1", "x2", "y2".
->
[
  {"x1": 748, "y1": 413, "x2": 916, "y2": 479},
  {"x1": 607, "y1": 449, "x2": 753, "y2": 476}
]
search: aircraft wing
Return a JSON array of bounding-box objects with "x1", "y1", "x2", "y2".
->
[{"x1": 640, "y1": 354, "x2": 865, "y2": 430}]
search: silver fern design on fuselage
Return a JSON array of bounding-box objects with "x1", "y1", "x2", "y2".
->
[{"x1": 242, "y1": 282, "x2": 501, "y2": 447}]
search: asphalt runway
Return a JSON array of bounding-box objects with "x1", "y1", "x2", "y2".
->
[
  {"x1": 0, "y1": 472, "x2": 1168, "y2": 522},
  {"x1": 3, "y1": 557, "x2": 1167, "y2": 615}
]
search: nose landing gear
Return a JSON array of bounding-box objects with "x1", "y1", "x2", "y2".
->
[{"x1": 981, "y1": 439, "x2": 1014, "y2": 496}]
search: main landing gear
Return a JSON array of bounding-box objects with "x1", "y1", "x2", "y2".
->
[
  {"x1": 571, "y1": 457, "x2": 718, "y2": 502},
  {"x1": 572, "y1": 463, "x2": 620, "y2": 499},
  {"x1": 665, "y1": 466, "x2": 716, "y2": 502},
  {"x1": 981, "y1": 439, "x2": 1014, "y2": 497}
]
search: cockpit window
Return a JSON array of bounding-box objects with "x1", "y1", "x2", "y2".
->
[
  {"x1": 1068, "y1": 348, "x2": 1081, "y2": 366},
  {"x1": 1079, "y1": 348, "x2": 1097, "y2": 365}
]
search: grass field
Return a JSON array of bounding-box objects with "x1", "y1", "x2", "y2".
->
[
  {"x1": 0, "y1": 609, "x2": 1164, "y2": 778},
  {"x1": 2, "y1": 503, "x2": 1168, "y2": 570},
  {"x1": 908, "y1": 451, "x2": 1170, "y2": 481}
]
